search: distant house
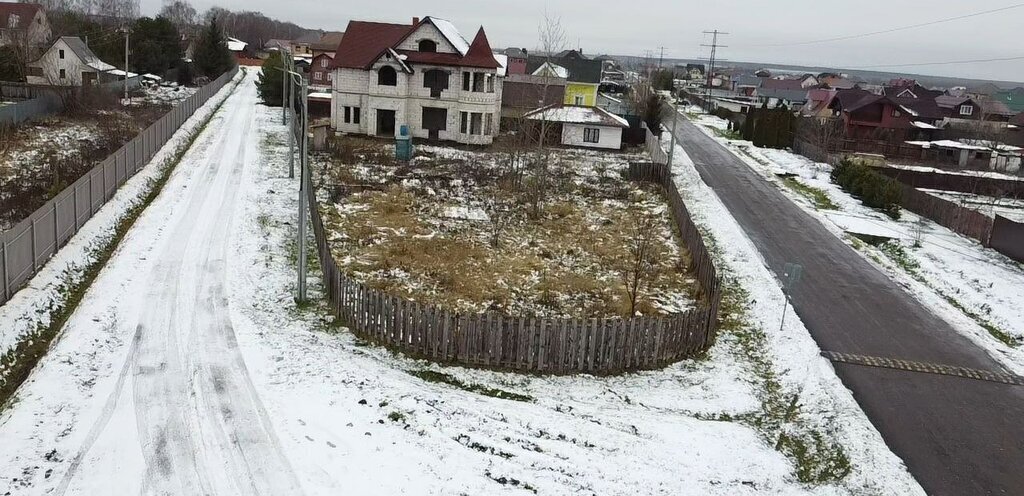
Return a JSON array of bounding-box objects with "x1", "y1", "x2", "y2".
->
[
  {"x1": 311, "y1": 31, "x2": 345, "y2": 58},
  {"x1": 309, "y1": 52, "x2": 332, "y2": 89},
  {"x1": 936, "y1": 95, "x2": 981, "y2": 121},
  {"x1": 501, "y1": 47, "x2": 527, "y2": 75},
  {"x1": 524, "y1": 104, "x2": 628, "y2": 150},
  {"x1": 264, "y1": 39, "x2": 291, "y2": 52},
  {"x1": 819, "y1": 75, "x2": 857, "y2": 90},
  {"x1": 828, "y1": 89, "x2": 915, "y2": 140},
  {"x1": 25, "y1": 36, "x2": 115, "y2": 86},
  {"x1": 291, "y1": 31, "x2": 321, "y2": 56},
  {"x1": 995, "y1": 87, "x2": 1024, "y2": 114},
  {"x1": 0, "y1": 2, "x2": 50, "y2": 48},
  {"x1": 683, "y1": 63, "x2": 704, "y2": 80},
  {"x1": 501, "y1": 73, "x2": 566, "y2": 119},
  {"x1": 525, "y1": 50, "x2": 602, "y2": 107},
  {"x1": 329, "y1": 16, "x2": 502, "y2": 145},
  {"x1": 226, "y1": 37, "x2": 249, "y2": 60},
  {"x1": 801, "y1": 89, "x2": 838, "y2": 119}
]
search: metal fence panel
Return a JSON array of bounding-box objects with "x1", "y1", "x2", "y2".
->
[
  {"x1": 5, "y1": 221, "x2": 34, "y2": 290},
  {"x1": 0, "y1": 68, "x2": 239, "y2": 306},
  {"x1": 54, "y1": 188, "x2": 77, "y2": 248},
  {"x1": 31, "y1": 204, "x2": 56, "y2": 264}
]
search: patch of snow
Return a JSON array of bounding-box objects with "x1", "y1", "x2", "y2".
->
[
  {"x1": 442, "y1": 205, "x2": 489, "y2": 222},
  {"x1": 428, "y1": 17, "x2": 470, "y2": 56}
]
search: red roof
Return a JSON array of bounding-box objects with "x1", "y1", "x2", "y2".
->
[
  {"x1": 761, "y1": 78, "x2": 805, "y2": 91},
  {"x1": 330, "y1": 18, "x2": 497, "y2": 70},
  {"x1": 0, "y1": 2, "x2": 42, "y2": 27},
  {"x1": 331, "y1": 20, "x2": 412, "y2": 70},
  {"x1": 461, "y1": 27, "x2": 499, "y2": 69}
]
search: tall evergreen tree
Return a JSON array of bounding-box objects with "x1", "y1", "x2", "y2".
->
[
  {"x1": 256, "y1": 51, "x2": 285, "y2": 106},
  {"x1": 193, "y1": 18, "x2": 234, "y2": 78},
  {"x1": 131, "y1": 17, "x2": 182, "y2": 76}
]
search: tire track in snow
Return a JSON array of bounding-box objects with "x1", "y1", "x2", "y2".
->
[{"x1": 53, "y1": 70, "x2": 302, "y2": 495}]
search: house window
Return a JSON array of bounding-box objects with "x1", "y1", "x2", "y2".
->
[
  {"x1": 584, "y1": 127, "x2": 600, "y2": 143},
  {"x1": 378, "y1": 66, "x2": 397, "y2": 86},
  {"x1": 423, "y1": 69, "x2": 448, "y2": 98},
  {"x1": 418, "y1": 39, "x2": 437, "y2": 52},
  {"x1": 343, "y1": 106, "x2": 361, "y2": 124},
  {"x1": 960, "y1": 105, "x2": 973, "y2": 116},
  {"x1": 8, "y1": 14, "x2": 19, "y2": 29},
  {"x1": 313, "y1": 72, "x2": 322, "y2": 81},
  {"x1": 320, "y1": 58, "x2": 328, "y2": 68},
  {"x1": 59, "y1": 68, "x2": 66, "y2": 79},
  {"x1": 485, "y1": 73, "x2": 494, "y2": 93},
  {"x1": 574, "y1": 95, "x2": 585, "y2": 106},
  {"x1": 472, "y1": 73, "x2": 484, "y2": 92},
  {"x1": 327, "y1": 72, "x2": 333, "y2": 81},
  {"x1": 470, "y1": 113, "x2": 483, "y2": 135},
  {"x1": 462, "y1": 72, "x2": 471, "y2": 91},
  {"x1": 59, "y1": 49, "x2": 65, "y2": 59},
  {"x1": 892, "y1": 108, "x2": 901, "y2": 118},
  {"x1": 484, "y1": 113, "x2": 492, "y2": 135},
  {"x1": 460, "y1": 111, "x2": 468, "y2": 133}
]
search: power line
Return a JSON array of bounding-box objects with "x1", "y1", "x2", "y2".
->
[
  {"x1": 747, "y1": 3, "x2": 1024, "y2": 48},
  {"x1": 701, "y1": 30, "x2": 728, "y2": 113},
  {"x1": 848, "y1": 54, "x2": 1024, "y2": 69}
]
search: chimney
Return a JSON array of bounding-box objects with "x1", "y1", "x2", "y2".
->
[{"x1": 412, "y1": 17, "x2": 420, "y2": 25}]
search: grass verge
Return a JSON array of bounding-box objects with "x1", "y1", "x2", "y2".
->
[
  {"x1": 407, "y1": 369, "x2": 533, "y2": 403},
  {"x1": 780, "y1": 177, "x2": 840, "y2": 211},
  {"x1": 700, "y1": 232, "x2": 852, "y2": 485},
  {"x1": 868, "y1": 240, "x2": 1020, "y2": 348},
  {"x1": 0, "y1": 74, "x2": 242, "y2": 412}
]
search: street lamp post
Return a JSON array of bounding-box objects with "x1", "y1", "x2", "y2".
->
[{"x1": 281, "y1": 65, "x2": 310, "y2": 303}]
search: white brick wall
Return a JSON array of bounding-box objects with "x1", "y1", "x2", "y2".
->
[
  {"x1": 562, "y1": 124, "x2": 623, "y2": 150},
  {"x1": 395, "y1": 24, "x2": 459, "y2": 54},
  {"x1": 331, "y1": 55, "x2": 504, "y2": 144}
]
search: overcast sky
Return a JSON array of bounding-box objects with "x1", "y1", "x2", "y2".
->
[{"x1": 143, "y1": 0, "x2": 1024, "y2": 83}]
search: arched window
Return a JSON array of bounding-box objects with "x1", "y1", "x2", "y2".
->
[
  {"x1": 378, "y1": 66, "x2": 397, "y2": 86},
  {"x1": 418, "y1": 39, "x2": 437, "y2": 52}
]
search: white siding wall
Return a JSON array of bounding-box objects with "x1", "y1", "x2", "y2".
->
[
  {"x1": 395, "y1": 24, "x2": 458, "y2": 54},
  {"x1": 561, "y1": 124, "x2": 622, "y2": 150},
  {"x1": 25, "y1": 38, "x2": 95, "y2": 86}
]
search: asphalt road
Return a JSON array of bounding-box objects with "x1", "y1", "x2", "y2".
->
[{"x1": 670, "y1": 114, "x2": 1024, "y2": 496}]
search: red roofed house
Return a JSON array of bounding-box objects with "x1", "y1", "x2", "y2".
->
[
  {"x1": 329, "y1": 16, "x2": 503, "y2": 145},
  {"x1": 0, "y1": 2, "x2": 51, "y2": 48}
]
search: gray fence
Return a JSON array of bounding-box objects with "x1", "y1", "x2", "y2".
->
[
  {"x1": 305, "y1": 147, "x2": 722, "y2": 374},
  {"x1": 990, "y1": 215, "x2": 1024, "y2": 263},
  {"x1": 0, "y1": 76, "x2": 144, "y2": 126},
  {"x1": 0, "y1": 92, "x2": 62, "y2": 126},
  {"x1": 0, "y1": 68, "x2": 238, "y2": 305},
  {"x1": 644, "y1": 123, "x2": 669, "y2": 166}
]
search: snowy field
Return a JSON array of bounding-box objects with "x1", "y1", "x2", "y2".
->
[
  {"x1": 0, "y1": 69, "x2": 920, "y2": 494},
  {"x1": 682, "y1": 108, "x2": 1024, "y2": 374}
]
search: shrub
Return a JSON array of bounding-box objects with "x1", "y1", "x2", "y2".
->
[{"x1": 830, "y1": 159, "x2": 902, "y2": 219}]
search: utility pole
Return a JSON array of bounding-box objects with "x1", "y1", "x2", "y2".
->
[
  {"x1": 701, "y1": 30, "x2": 728, "y2": 113},
  {"x1": 281, "y1": 50, "x2": 287, "y2": 125},
  {"x1": 667, "y1": 97, "x2": 680, "y2": 169},
  {"x1": 296, "y1": 75, "x2": 309, "y2": 303},
  {"x1": 123, "y1": 26, "x2": 129, "y2": 104},
  {"x1": 657, "y1": 46, "x2": 666, "y2": 68}
]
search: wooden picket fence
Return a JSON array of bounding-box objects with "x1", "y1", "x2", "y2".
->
[{"x1": 304, "y1": 159, "x2": 722, "y2": 374}]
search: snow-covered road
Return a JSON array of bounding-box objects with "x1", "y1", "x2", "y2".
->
[{"x1": 0, "y1": 70, "x2": 302, "y2": 495}]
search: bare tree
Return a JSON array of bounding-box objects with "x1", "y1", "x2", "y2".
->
[
  {"x1": 524, "y1": 11, "x2": 567, "y2": 218},
  {"x1": 617, "y1": 211, "x2": 664, "y2": 315},
  {"x1": 159, "y1": 0, "x2": 198, "y2": 37}
]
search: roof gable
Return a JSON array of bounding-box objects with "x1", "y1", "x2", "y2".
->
[
  {"x1": 332, "y1": 17, "x2": 497, "y2": 71},
  {"x1": 331, "y1": 20, "x2": 413, "y2": 69},
  {"x1": 0, "y1": 2, "x2": 41, "y2": 29}
]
